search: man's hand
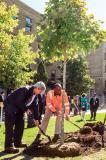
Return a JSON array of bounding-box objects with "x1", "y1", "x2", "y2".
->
[
  {"x1": 49, "y1": 106, "x2": 56, "y2": 113},
  {"x1": 26, "y1": 109, "x2": 32, "y2": 115},
  {"x1": 33, "y1": 120, "x2": 39, "y2": 126}
]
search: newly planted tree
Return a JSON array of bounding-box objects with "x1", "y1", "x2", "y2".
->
[{"x1": 37, "y1": 0, "x2": 106, "y2": 144}]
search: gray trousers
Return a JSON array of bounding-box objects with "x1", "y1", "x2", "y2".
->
[{"x1": 39, "y1": 108, "x2": 62, "y2": 135}]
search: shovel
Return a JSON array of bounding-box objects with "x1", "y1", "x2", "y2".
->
[
  {"x1": 28, "y1": 112, "x2": 52, "y2": 143},
  {"x1": 36, "y1": 124, "x2": 52, "y2": 143},
  {"x1": 65, "y1": 118, "x2": 81, "y2": 129}
]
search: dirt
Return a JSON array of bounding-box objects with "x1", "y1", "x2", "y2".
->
[{"x1": 23, "y1": 122, "x2": 106, "y2": 158}]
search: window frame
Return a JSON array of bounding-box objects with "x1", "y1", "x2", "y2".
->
[{"x1": 25, "y1": 17, "x2": 32, "y2": 32}]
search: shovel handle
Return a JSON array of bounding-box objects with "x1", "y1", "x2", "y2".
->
[
  {"x1": 37, "y1": 124, "x2": 52, "y2": 143},
  {"x1": 66, "y1": 119, "x2": 81, "y2": 129},
  {"x1": 104, "y1": 113, "x2": 106, "y2": 124},
  {"x1": 31, "y1": 115, "x2": 52, "y2": 143}
]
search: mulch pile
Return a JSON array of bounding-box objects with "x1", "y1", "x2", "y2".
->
[{"x1": 23, "y1": 121, "x2": 106, "y2": 158}]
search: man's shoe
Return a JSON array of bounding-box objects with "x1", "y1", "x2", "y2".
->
[
  {"x1": 52, "y1": 134, "x2": 59, "y2": 143},
  {"x1": 4, "y1": 147, "x2": 19, "y2": 154},
  {"x1": 15, "y1": 143, "x2": 27, "y2": 148}
]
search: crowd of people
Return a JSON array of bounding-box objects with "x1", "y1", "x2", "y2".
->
[
  {"x1": 70, "y1": 93, "x2": 99, "y2": 121},
  {"x1": 0, "y1": 81, "x2": 99, "y2": 154}
]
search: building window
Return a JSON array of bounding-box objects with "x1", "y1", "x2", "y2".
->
[
  {"x1": 104, "y1": 53, "x2": 106, "y2": 60},
  {"x1": 25, "y1": 17, "x2": 32, "y2": 32},
  {"x1": 12, "y1": 16, "x2": 17, "y2": 20}
]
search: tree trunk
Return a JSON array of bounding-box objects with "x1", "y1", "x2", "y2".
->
[{"x1": 60, "y1": 51, "x2": 67, "y2": 145}]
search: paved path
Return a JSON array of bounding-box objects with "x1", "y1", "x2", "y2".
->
[
  {"x1": 69, "y1": 109, "x2": 106, "y2": 116},
  {"x1": 86, "y1": 109, "x2": 106, "y2": 114}
]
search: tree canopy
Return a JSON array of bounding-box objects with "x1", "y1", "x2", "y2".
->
[
  {"x1": 38, "y1": 0, "x2": 106, "y2": 60},
  {"x1": 0, "y1": 2, "x2": 37, "y2": 89}
]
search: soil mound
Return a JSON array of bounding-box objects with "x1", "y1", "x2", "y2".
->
[{"x1": 23, "y1": 121, "x2": 106, "y2": 158}]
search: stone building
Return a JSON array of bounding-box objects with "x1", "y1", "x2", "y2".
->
[
  {"x1": 4, "y1": 0, "x2": 41, "y2": 51},
  {"x1": 46, "y1": 43, "x2": 106, "y2": 105},
  {"x1": 4, "y1": 0, "x2": 42, "y2": 71},
  {"x1": 87, "y1": 43, "x2": 106, "y2": 104}
]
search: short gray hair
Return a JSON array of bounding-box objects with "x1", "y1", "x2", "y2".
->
[{"x1": 33, "y1": 81, "x2": 46, "y2": 91}]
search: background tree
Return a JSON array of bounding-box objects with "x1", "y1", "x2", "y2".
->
[
  {"x1": 66, "y1": 56, "x2": 94, "y2": 96},
  {"x1": 0, "y1": 2, "x2": 37, "y2": 89},
  {"x1": 34, "y1": 60, "x2": 48, "y2": 84}
]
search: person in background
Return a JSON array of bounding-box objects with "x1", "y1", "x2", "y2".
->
[
  {"x1": 27, "y1": 92, "x2": 46, "y2": 128},
  {"x1": 71, "y1": 97, "x2": 75, "y2": 115},
  {"x1": 80, "y1": 93, "x2": 88, "y2": 121},
  {"x1": 74, "y1": 95, "x2": 80, "y2": 115},
  {"x1": 90, "y1": 93, "x2": 99, "y2": 121},
  {"x1": 78, "y1": 96, "x2": 81, "y2": 113},
  {"x1": 4, "y1": 81, "x2": 46, "y2": 154},
  {"x1": 28, "y1": 83, "x2": 70, "y2": 149},
  {"x1": 0, "y1": 92, "x2": 4, "y2": 105},
  {"x1": 0, "y1": 92, "x2": 4, "y2": 121},
  {"x1": 38, "y1": 93, "x2": 46, "y2": 123},
  {"x1": 68, "y1": 95, "x2": 71, "y2": 113},
  {"x1": 27, "y1": 95, "x2": 38, "y2": 128}
]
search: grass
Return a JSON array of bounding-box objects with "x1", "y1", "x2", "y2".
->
[{"x1": 0, "y1": 113, "x2": 106, "y2": 160}]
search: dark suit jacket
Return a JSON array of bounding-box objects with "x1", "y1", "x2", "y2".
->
[
  {"x1": 90, "y1": 97, "x2": 99, "y2": 110},
  {"x1": 4, "y1": 86, "x2": 34, "y2": 114}
]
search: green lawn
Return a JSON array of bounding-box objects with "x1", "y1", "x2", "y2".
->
[{"x1": 0, "y1": 113, "x2": 106, "y2": 160}]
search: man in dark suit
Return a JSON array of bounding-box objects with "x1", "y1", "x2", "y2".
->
[
  {"x1": 4, "y1": 81, "x2": 46, "y2": 154},
  {"x1": 90, "y1": 93, "x2": 99, "y2": 121}
]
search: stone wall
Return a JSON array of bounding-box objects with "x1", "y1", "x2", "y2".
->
[{"x1": 4, "y1": 0, "x2": 41, "y2": 51}]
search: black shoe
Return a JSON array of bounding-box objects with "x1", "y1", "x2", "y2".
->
[
  {"x1": 4, "y1": 147, "x2": 19, "y2": 154},
  {"x1": 15, "y1": 143, "x2": 27, "y2": 148},
  {"x1": 52, "y1": 134, "x2": 59, "y2": 143}
]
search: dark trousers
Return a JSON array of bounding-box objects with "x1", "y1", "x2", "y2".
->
[
  {"x1": 5, "y1": 111, "x2": 24, "y2": 148},
  {"x1": 27, "y1": 114, "x2": 35, "y2": 128},
  {"x1": 90, "y1": 109, "x2": 97, "y2": 120}
]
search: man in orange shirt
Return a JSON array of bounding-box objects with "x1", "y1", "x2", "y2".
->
[{"x1": 33, "y1": 83, "x2": 70, "y2": 144}]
